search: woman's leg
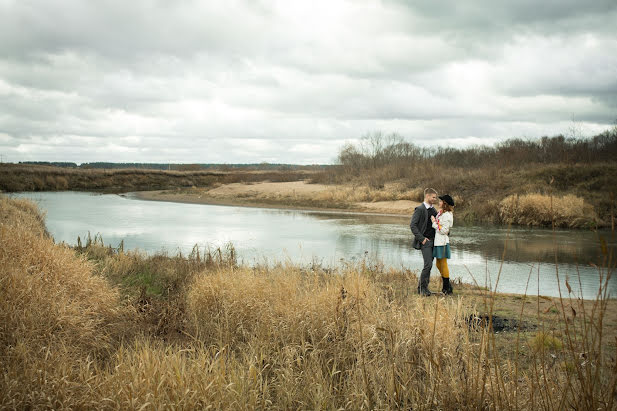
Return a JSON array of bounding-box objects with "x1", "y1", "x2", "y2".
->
[
  {"x1": 437, "y1": 258, "x2": 449, "y2": 278},
  {"x1": 435, "y1": 258, "x2": 442, "y2": 275},
  {"x1": 437, "y1": 258, "x2": 453, "y2": 294}
]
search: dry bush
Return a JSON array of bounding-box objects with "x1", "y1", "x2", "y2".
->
[
  {"x1": 0, "y1": 195, "x2": 48, "y2": 236},
  {"x1": 499, "y1": 193, "x2": 598, "y2": 227},
  {"x1": 44, "y1": 174, "x2": 56, "y2": 188},
  {"x1": 0, "y1": 197, "x2": 132, "y2": 407},
  {"x1": 0, "y1": 226, "x2": 129, "y2": 359},
  {"x1": 187, "y1": 267, "x2": 378, "y2": 349},
  {"x1": 55, "y1": 175, "x2": 69, "y2": 189}
]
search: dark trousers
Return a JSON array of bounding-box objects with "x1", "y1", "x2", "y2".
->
[{"x1": 418, "y1": 239, "x2": 434, "y2": 290}]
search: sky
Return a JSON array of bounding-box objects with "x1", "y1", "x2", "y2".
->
[{"x1": 1, "y1": 0, "x2": 616, "y2": 164}]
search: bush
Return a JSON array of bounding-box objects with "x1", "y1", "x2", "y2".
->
[
  {"x1": 0, "y1": 196, "x2": 131, "y2": 407},
  {"x1": 498, "y1": 194, "x2": 598, "y2": 228}
]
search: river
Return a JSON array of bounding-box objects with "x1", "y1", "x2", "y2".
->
[{"x1": 12, "y1": 191, "x2": 616, "y2": 299}]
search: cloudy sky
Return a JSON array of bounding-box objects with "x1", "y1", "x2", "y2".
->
[{"x1": 1, "y1": 0, "x2": 616, "y2": 164}]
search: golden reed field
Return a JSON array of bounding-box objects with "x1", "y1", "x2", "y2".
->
[{"x1": 1, "y1": 195, "x2": 616, "y2": 409}]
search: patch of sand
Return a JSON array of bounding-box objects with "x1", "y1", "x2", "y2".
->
[
  {"x1": 357, "y1": 200, "x2": 418, "y2": 214},
  {"x1": 206, "y1": 181, "x2": 329, "y2": 198},
  {"x1": 134, "y1": 181, "x2": 420, "y2": 216}
]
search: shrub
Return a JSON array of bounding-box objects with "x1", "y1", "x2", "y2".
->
[
  {"x1": 0, "y1": 195, "x2": 48, "y2": 236},
  {"x1": 498, "y1": 193, "x2": 598, "y2": 227},
  {"x1": 0, "y1": 197, "x2": 131, "y2": 407},
  {"x1": 56, "y1": 175, "x2": 69, "y2": 189},
  {"x1": 530, "y1": 331, "x2": 563, "y2": 352}
]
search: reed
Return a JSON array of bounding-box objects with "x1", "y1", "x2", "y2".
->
[
  {"x1": 1, "y1": 195, "x2": 615, "y2": 409},
  {"x1": 499, "y1": 193, "x2": 598, "y2": 228}
]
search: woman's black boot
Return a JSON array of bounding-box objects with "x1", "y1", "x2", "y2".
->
[{"x1": 442, "y1": 277, "x2": 453, "y2": 295}]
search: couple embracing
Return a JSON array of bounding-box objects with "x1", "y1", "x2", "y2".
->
[{"x1": 410, "y1": 188, "x2": 455, "y2": 296}]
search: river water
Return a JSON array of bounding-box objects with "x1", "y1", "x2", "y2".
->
[{"x1": 12, "y1": 191, "x2": 616, "y2": 299}]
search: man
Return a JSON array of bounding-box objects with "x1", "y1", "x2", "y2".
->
[{"x1": 410, "y1": 188, "x2": 438, "y2": 296}]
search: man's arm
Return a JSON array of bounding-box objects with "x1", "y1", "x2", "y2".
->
[{"x1": 410, "y1": 207, "x2": 425, "y2": 243}]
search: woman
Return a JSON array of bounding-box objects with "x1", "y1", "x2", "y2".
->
[{"x1": 430, "y1": 194, "x2": 455, "y2": 295}]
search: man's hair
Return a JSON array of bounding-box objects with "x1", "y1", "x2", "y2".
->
[{"x1": 424, "y1": 188, "x2": 438, "y2": 196}]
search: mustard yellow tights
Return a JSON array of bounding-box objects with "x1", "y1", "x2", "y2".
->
[{"x1": 435, "y1": 258, "x2": 449, "y2": 278}]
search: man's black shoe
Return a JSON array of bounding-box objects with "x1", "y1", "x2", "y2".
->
[{"x1": 418, "y1": 287, "x2": 432, "y2": 296}]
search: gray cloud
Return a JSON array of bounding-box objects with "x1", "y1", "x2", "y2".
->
[{"x1": 0, "y1": 0, "x2": 616, "y2": 164}]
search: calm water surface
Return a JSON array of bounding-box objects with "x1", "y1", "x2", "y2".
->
[{"x1": 13, "y1": 191, "x2": 616, "y2": 299}]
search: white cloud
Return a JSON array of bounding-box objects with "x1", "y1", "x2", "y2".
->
[{"x1": 0, "y1": 0, "x2": 615, "y2": 164}]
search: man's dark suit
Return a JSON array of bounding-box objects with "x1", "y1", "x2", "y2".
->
[{"x1": 410, "y1": 203, "x2": 437, "y2": 292}]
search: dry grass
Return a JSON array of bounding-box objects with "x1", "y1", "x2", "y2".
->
[
  {"x1": 0, "y1": 195, "x2": 49, "y2": 237},
  {"x1": 158, "y1": 181, "x2": 424, "y2": 213},
  {"x1": 0, "y1": 163, "x2": 312, "y2": 194},
  {"x1": 1, "y1": 195, "x2": 615, "y2": 409},
  {"x1": 313, "y1": 183, "x2": 422, "y2": 205},
  {"x1": 185, "y1": 267, "x2": 482, "y2": 409},
  {"x1": 499, "y1": 193, "x2": 598, "y2": 228},
  {"x1": 312, "y1": 157, "x2": 617, "y2": 227},
  {"x1": 0, "y1": 197, "x2": 132, "y2": 408}
]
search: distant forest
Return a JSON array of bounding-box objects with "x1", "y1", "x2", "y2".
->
[
  {"x1": 17, "y1": 162, "x2": 325, "y2": 171},
  {"x1": 334, "y1": 128, "x2": 617, "y2": 173},
  {"x1": 17, "y1": 128, "x2": 617, "y2": 171}
]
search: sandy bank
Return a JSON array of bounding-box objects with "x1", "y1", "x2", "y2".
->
[{"x1": 132, "y1": 180, "x2": 421, "y2": 216}]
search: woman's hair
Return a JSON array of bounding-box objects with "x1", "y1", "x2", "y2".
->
[{"x1": 441, "y1": 201, "x2": 454, "y2": 213}]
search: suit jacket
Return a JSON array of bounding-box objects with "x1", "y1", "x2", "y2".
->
[{"x1": 410, "y1": 204, "x2": 433, "y2": 250}]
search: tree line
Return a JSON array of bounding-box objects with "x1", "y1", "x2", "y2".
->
[
  {"x1": 336, "y1": 127, "x2": 617, "y2": 174},
  {"x1": 17, "y1": 162, "x2": 324, "y2": 171}
]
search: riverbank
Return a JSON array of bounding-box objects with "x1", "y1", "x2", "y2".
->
[
  {"x1": 2, "y1": 195, "x2": 616, "y2": 409},
  {"x1": 133, "y1": 179, "x2": 607, "y2": 229},
  {"x1": 2, "y1": 162, "x2": 613, "y2": 228},
  {"x1": 317, "y1": 131, "x2": 617, "y2": 228},
  {"x1": 132, "y1": 180, "x2": 420, "y2": 216}
]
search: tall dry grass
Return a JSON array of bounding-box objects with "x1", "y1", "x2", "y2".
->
[
  {"x1": 0, "y1": 196, "x2": 49, "y2": 237},
  {"x1": 312, "y1": 183, "x2": 423, "y2": 205},
  {"x1": 500, "y1": 193, "x2": 598, "y2": 228},
  {"x1": 0, "y1": 196, "x2": 132, "y2": 408},
  {"x1": 1, "y1": 195, "x2": 615, "y2": 409},
  {"x1": 185, "y1": 266, "x2": 484, "y2": 409}
]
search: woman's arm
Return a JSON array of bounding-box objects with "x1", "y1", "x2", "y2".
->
[{"x1": 432, "y1": 213, "x2": 452, "y2": 235}]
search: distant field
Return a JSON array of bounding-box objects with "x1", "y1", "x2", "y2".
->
[{"x1": 0, "y1": 163, "x2": 315, "y2": 193}]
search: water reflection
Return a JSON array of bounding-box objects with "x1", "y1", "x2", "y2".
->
[
  {"x1": 301, "y1": 210, "x2": 613, "y2": 265},
  {"x1": 11, "y1": 191, "x2": 616, "y2": 299}
]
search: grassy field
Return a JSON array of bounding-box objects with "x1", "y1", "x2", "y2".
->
[
  {"x1": 0, "y1": 163, "x2": 312, "y2": 193},
  {"x1": 1, "y1": 195, "x2": 616, "y2": 409}
]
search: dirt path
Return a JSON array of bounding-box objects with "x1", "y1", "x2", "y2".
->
[{"x1": 133, "y1": 181, "x2": 421, "y2": 216}]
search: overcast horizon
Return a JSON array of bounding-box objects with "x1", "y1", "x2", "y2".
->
[{"x1": 1, "y1": 1, "x2": 616, "y2": 165}]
